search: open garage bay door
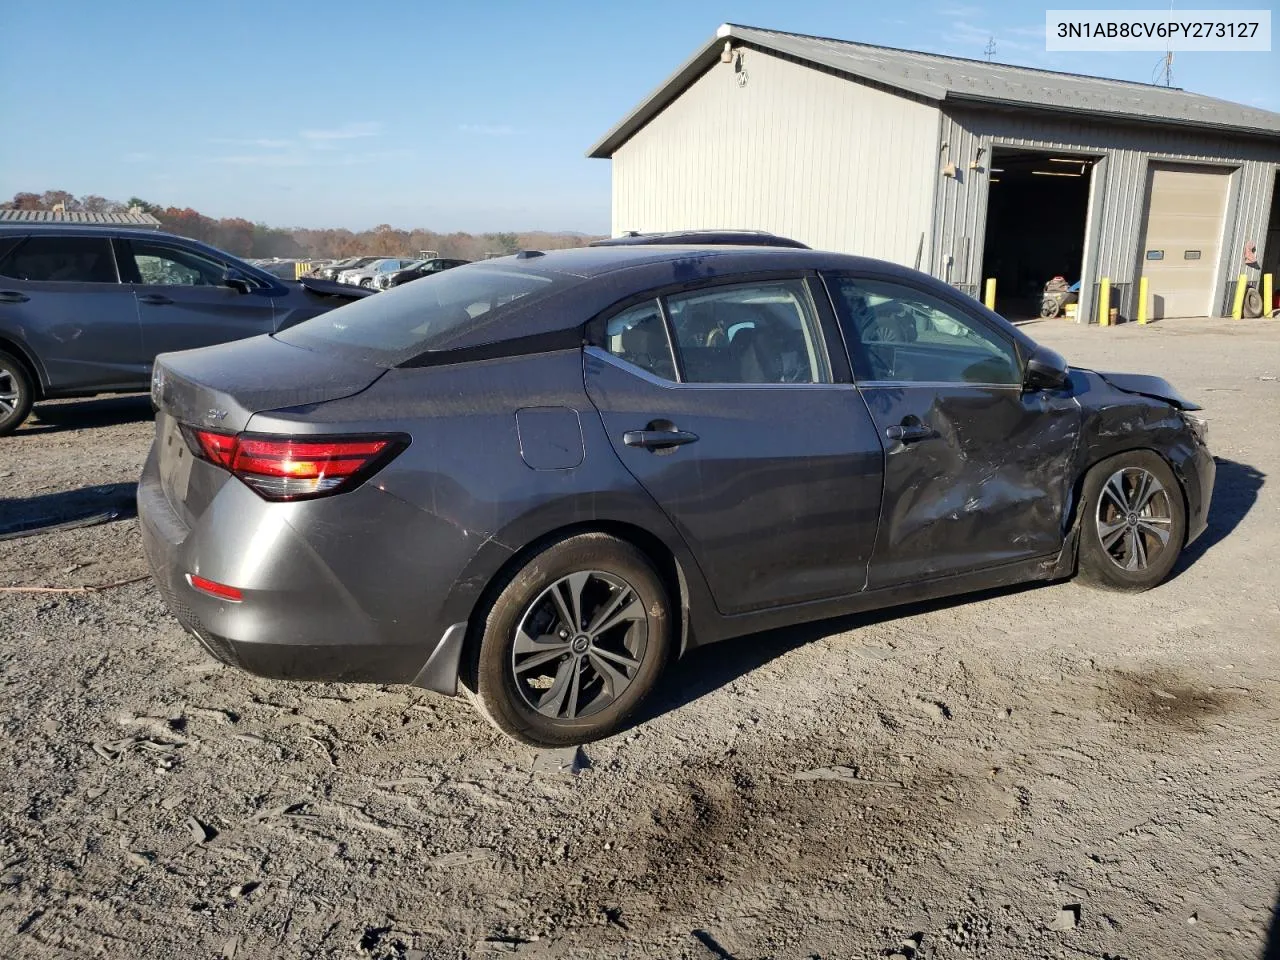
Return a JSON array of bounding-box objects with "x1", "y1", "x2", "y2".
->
[{"x1": 1138, "y1": 164, "x2": 1231, "y2": 319}]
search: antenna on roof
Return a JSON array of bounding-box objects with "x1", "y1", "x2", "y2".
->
[
  {"x1": 1154, "y1": 0, "x2": 1174, "y2": 86},
  {"x1": 983, "y1": 36, "x2": 996, "y2": 61}
]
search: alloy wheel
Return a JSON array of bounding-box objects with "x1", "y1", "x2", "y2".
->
[
  {"x1": 0, "y1": 364, "x2": 20, "y2": 419},
  {"x1": 1095, "y1": 467, "x2": 1174, "y2": 572},
  {"x1": 511, "y1": 570, "x2": 649, "y2": 721}
]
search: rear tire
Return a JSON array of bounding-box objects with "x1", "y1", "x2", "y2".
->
[
  {"x1": 472, "y1": 533, "x2": 672, "y2": 746},
  {"x1": 0, "y1": 351, "x2": 34, "y2": 436},
  {"x1": 1076, "y1": 451, "x2": 1186, "y2": 592}
]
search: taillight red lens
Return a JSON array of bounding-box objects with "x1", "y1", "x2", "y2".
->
[
  {"x1": 232, "y1": 438, "x2": 389, "y2": 479},
  {"x1": 185, "y1": 429, "x2": 406, "y2": 501},
  {"x1": 193, "y1": 429, "x2": 237, "y2": 468}
]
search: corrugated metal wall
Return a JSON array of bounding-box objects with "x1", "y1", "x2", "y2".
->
[
  {"x1": 611, "y1": 47, "x2": 939, "y2": 266},
  {"x1": 935, "y1": 107, "x2": 1280, "y2": 318}
]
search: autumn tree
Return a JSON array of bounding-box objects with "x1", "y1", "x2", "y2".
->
[
  {"x1": 2, "y1": 189, "x2": 601, "y2": 259},
  {"x1": 3, "y1": 192, "x2": 44, "y2": 210}
]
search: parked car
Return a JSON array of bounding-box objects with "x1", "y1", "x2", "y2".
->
[
  {"x1": 318, "y1": 256, "x2": 375, "y2": 281},
  {"x1": 139, "y1": 243, "x2": 1214, "y2": 746},
  {"x1": 0, "y1": 225, "x2": 372, "y2": 434},
  {"x1": 338, "y1": 258, "x2": 418, "y2": 288},
  {"x1": 378, "y1": 257, "x2": 471, "y2": 290}
]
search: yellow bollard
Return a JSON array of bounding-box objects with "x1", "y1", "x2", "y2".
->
[
  {"x1": 1097, "y1": 277, "x2": 1111, "y2": 326},
  {"x1": 1137, "y1": 277, "x2": 1149, "y2": 324},
  {"x1": 983, "y1": 278, "x2": 996, "y2": 310},
  {"x1": 1231, "y1": 274, "x2": 1247, "y2": 319},
  {"x1": 1265, "y1": 273, "x2": 1274, "y2": 318}
]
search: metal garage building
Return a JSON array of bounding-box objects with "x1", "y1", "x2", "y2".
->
[{"x1": 589, "y1": 24, "x2": 1280, "y2": 322}]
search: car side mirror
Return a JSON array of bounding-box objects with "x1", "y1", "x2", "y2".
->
[
  {"x1": 221, "y1": 268, "x2": 253, "y2": 294},
  {"x1": 1024, "y1": 345, "x2": 1070, "y2": 391}
]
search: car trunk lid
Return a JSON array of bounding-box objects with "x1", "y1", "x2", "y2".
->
[{"x1": 153, "y1": 334, "x2": 385, "y2": 433}]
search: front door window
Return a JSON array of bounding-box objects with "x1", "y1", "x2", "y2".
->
[
  {"x1": 832, "y1": 278, "x2": 1020, "y2": 385},
  {"x1": 129, "y1": 240, "x2": 231, "y2": 287}
]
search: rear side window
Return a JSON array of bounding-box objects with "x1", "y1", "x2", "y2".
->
[
  {"x1": 0, "y1": 236, "x2": 23, "y2": 265},
  {"x1": 665, "y1": 280, "x2": 831, "y2": 384},
  {"x1": 0, "y1": 236, "x2": 118, "y2": 283},
  {"x1": 277, "y1": 265, "x2": 567, "y2": 365},
  {"x1": 605, "y1": 300, "x2": 677, "y2": 381}
]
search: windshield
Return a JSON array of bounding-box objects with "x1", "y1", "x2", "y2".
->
[{"x1": 277, "y1": 265, "x2": 567, "y2": 365}]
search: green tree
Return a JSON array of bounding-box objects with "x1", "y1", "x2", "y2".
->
[
  {"x1": 491, "y1": 232, "x2": 519, "y2": 254},
  {"x1": 126, "y1": 197, "x2": 162, "y2": 215}
]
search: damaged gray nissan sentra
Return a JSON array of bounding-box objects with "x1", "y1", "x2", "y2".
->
[{"x1": 139, "y1": 241, "x2": 1214, "y2": 745}]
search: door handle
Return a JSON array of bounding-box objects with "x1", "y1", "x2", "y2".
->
[
  {"x1": 624, "y1": 428, "x2": 699, "y2": 451},
  {"x1": 138, "y1": 294, "x2": 173, "y2": 305},
  {"x1": 0, "y1": 291, "x2": 30, "y2": 304},
  {"x1": 885, "y1": 422, "x2": 933, "y2": 443}
]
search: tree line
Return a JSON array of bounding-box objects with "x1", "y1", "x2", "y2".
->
[{"x1": 2, "y1": 190, "x2": 601, "y2": 261}]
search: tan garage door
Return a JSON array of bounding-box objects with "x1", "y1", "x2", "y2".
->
[{"x1": 1138, "y1": 164, "x2": 1231, "y2": 319}]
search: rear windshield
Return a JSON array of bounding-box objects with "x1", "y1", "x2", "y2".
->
[{"x1": 277, "y1": 265, "x2": 566, "y2": 365}]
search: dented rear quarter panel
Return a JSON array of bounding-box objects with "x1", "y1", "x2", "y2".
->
[{"x1": 245, "y1": 348, "x2": 718, "y2": 652}]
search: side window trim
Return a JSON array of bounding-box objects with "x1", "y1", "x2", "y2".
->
[
  {"x1": 654, "y1": 294, "x2": 686, "y2": 383},
  {"x1": 112, "y1": 238, "x2": 142, "y2": 284},
  {"x1": 823, "y1": 270, "x2": 1025, "y2": 386}
]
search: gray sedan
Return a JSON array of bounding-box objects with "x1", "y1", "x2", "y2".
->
[{"x1": 139, "y1": 243, "x2": 1214, "y2": 745}]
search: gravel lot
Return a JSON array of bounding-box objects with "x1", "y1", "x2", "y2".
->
[{"x1": 1, "y1": 317, "x2": 1278, "y2": 960}]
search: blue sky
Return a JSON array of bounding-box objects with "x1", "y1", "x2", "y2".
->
[{"x1": 1, "y1": 0, "x2": 1275, "y2": 233}]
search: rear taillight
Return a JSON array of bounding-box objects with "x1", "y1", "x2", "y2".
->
[{"x1": 183, "y1": 428, "x2": 407, "y2": 501}]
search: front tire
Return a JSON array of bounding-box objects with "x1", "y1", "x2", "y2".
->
[
  {"x1": 0, "y1": 351, "x2": 34, "y2": 436},
  {"x1": 1076, "y1": 451, "x2": 1186, "y2": 591},
  {"x1": 472, "y1": 533, "x2": 672, "y2": 746}
]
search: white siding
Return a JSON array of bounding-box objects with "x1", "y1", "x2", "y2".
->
[{"x1": 611, "y1": 48, "x2": 939, "y2": 266}]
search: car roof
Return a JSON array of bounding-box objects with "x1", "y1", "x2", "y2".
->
[
  {"x1": 0, "y1": 224, "x2": 186, "y2": 242},
  {"x1": 480, "y1": 244, "x2": 881, "y2": 279},
  {"x1": 590, "y1": 229, "x2": 810, "y2": 249}
]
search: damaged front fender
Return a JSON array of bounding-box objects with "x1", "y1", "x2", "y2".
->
[{"x1": 1093, "y1": 370, "x2": 1201, "y2": 411}]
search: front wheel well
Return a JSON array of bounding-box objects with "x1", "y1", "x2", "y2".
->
[
  {"x1": 1060, "y1": 446, "x2": 1191, "y2": 572},
  {"x1": 456, "y1": 520, "x2": 690, "y2": 693}
]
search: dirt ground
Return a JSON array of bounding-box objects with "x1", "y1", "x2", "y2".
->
[{"x1": 1, "y1": 316, "x2": 1278, "y2": 960}]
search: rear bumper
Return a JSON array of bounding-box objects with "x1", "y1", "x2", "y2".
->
[{"x1": 137, "y1": 449, "x2": 463, "y2": 691}]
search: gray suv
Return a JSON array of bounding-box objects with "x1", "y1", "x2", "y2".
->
[{"x1": 0, "y1": 226, "x2": 367, "y2": 434}]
